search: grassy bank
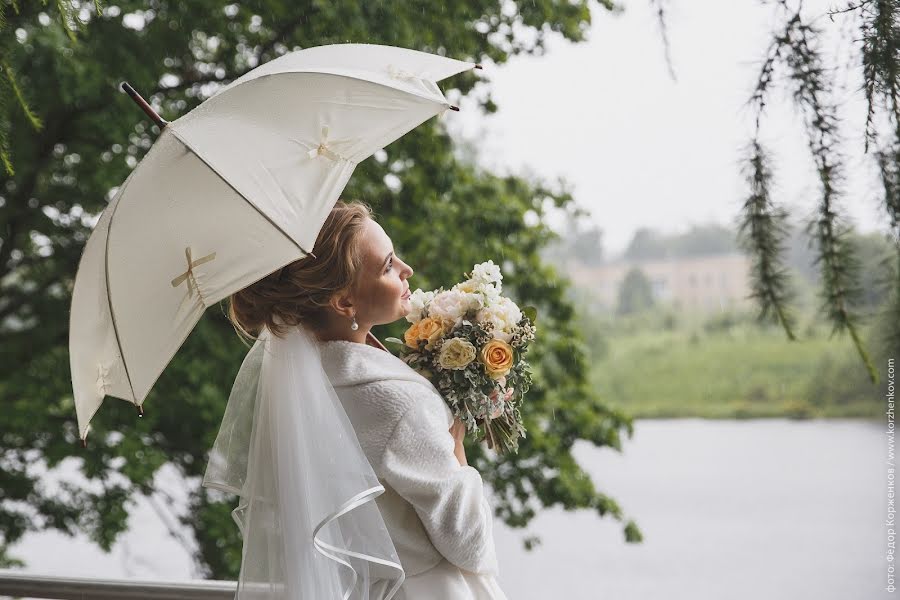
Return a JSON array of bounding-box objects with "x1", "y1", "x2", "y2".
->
[{"x1": 585, "y1": 309, "x2": 887, "y2": 420}]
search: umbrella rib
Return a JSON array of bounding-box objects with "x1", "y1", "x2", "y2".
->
[
  {"x1": 103, "y1": 184, "x2": 141, "y2": 410},
  {"x1": 95, "y1": 129, "x2": 317, "y2": 431},
  {"x1": 223, "y1": 68, "x2": 458, "y2": 113},
  {"x1": 169, "y1": 128, "x2": 316, "y2": 259}
]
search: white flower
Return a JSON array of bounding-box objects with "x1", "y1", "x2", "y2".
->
[
  {"x1": 453, "y1": 278, "x2": 482, "y2": 295},
  {"x1": 405, "y1": 289, "x2": 435, "y2": 323},
  {"x1": 471, "y1": 260, "x2": 503, "y2": 293},
  {"x1": 454, "y1": 270, "x2": 500, "y2": 309},
  {"x1": 451, "y1": 281, "x2": 489, "y2": 312},
  {"x1": 475, "y1": 296, "x2": 522, "y2": 343},
  {"x1": 481, "y1": 283, "x2": 501, "y2": 306},
  {"x1": 428, "y1": 290, "x2": 478, "y2": 325}
]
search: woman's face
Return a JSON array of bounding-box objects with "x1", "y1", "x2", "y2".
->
[{"x1": 348, "y1": 218, "x2": 414, "y2": 326}]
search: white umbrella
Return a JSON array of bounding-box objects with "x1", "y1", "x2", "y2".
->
[{"x1": 70, "y1": 43, "x2": 479, "y2": 444}]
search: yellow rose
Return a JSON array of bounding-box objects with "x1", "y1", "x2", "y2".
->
[
  {"x1": 437, "y1": 338, "x2": 477, "y2": 370},
  {"x1": 479, "y1": 339, "x2": 514, "y2": 379},
  {"x1": 403, "y1": 316, "x2": 445, "y2": 351}
]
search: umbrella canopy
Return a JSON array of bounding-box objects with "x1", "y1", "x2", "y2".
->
[{"x1": 70, "y1": 43, "x2": 478, "y2": 442}]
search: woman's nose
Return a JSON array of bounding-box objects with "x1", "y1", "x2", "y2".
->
[{"x1": 400, "y1": 258, "x2": 413, "y2": 278}]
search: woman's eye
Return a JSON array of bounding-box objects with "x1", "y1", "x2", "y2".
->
[{"x1": 384, "y1": 259, "x2": 393, "y2": 274}]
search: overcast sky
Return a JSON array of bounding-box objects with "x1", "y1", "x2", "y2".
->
[{"x1": 448, "y1": 0, "x2": 886, "y2": 259}]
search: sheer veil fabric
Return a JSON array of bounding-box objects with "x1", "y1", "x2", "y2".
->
[{"x1": 203, "y1": 323, "x2": 405, "y2": 599}]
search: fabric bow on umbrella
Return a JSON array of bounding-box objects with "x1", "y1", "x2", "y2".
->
[{"x1": 69, "y1": 43, "x2": 479, "y2": 443}]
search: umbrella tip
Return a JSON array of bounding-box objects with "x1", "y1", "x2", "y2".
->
[
  {"x1": 474, "y1": 63, "x2": 483, "y2": 70},
  {"x1": 136, "y1": 404, "x2": 144, "y2": 417},
  {"x1": 80, "y1": 438, "x2": 87, "y2": 449},
  {"x1": 449, "y1": 105, "x2": 460, "y2": 112}
]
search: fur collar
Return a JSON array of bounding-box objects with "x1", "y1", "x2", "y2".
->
[{"x1": 317, "y1": 338, "x2": 434, "y2": 391}]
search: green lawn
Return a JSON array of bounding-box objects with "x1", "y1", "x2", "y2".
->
[{"x1": 587, "y1": 316, "x2": 886, "y2": 420}]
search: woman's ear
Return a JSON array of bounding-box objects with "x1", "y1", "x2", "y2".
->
[{"x1": 329, "y1": 290, "x2": 355, "y2": 319}]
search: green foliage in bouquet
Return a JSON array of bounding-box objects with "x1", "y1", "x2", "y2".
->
[{"x1": 388, "y1": 297, "x2": 536, "y2": 454}]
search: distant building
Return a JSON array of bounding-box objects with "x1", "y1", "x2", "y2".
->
[{"x1": 566, "y1": 253, "x2": 755, "y2": 313}]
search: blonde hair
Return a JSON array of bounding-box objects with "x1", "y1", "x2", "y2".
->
[{"x1": 227, "y1": 200, "x2": 374, "y2": 343}]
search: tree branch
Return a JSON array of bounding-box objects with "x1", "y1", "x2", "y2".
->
[{"x1": 151, "y1": 9, "x2": 318, "y2": 98}]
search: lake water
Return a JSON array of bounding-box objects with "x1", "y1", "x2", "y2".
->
[{"x1": 9, "y1": 418, "x2": 889, "y2": 599}]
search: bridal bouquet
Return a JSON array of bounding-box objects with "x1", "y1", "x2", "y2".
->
[{"x1": 386, "y1": 260, "x2": 536, "y2": 454}]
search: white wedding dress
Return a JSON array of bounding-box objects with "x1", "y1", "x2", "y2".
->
[{"x1": 317, "y1": 338, "x2": 510, "y2": 600}]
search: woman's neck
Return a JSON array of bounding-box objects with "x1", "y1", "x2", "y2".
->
[{"x1": 315, "y1": 329, "x2": 388, "y2": 352}]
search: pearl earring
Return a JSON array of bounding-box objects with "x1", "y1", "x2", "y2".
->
[{"x1": 350, "y1": 316, "x2": 359, "y2": 331}]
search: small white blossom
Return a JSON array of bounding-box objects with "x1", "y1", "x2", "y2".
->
[
  {"x1": 470, "y1": 260, "x2": 503, "y2": 292},
  {"x1": 481, "y1": 283, "x2": 501, "y2": 306},
  {"x1": 454, "y1": 266, "x2": 501, "y2": 308},
  {"x1": 405, "y1": 289, "x2": 435, "y2": 323}
]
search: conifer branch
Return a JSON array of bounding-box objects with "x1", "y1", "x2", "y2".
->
[
  {"x1": 858, "y1": 0, "x2": 900, "y2": 154},
  {"x1": 737, "y1": 139, "x2": 800, "y2": 338},
  {"x1": 746, "y1": 0, "x2": 878, "y2": 382},
  {"x1": 783, "y1": 4, "x2": 875, "y2": 382},
  {"x1": 0, "y1": 0, "x2": 102, "y2": 174},
  {"x1": 1, "y1": 60, "x2": 42, "y2": 130}
]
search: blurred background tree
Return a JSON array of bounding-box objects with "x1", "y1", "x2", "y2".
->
[
  {"x1": 0, "y1": 0, "x2": 641, "y2": 577},
  {"x1": 616, "y1": 267, "x2": 656, "y2": 316}
]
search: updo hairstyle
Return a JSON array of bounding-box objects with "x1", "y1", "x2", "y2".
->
[{"x1": 227, "y1": 200, "x2": 374, "y2": 342}]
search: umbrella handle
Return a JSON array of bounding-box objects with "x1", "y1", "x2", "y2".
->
[{"x1": 121, "y1": 82, "x2": 168, "y2": 129}]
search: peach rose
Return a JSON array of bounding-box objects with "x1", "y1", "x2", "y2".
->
[
  {"x1": 479, "y1": 339, "x2": 514, "y2": 379},
  {"x1": 403, "y1": 316, "x2": 445, "y2": 351}
]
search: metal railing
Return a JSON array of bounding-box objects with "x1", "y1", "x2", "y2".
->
[{"x1": 0, "y1": 570, "x2": 236, "y2": 600}]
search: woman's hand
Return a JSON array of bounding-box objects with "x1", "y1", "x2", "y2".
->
[
  {"x1": 488, "y1": 386, "x2": 514, "y2": 419},
  {"x1": 449, "y1": 416, "x2": 468, "y2": 467}
]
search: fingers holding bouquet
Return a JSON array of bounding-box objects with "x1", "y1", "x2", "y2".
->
[
  {"x1": 487, "y1": 375, "x2": 515, "y2": 419},
  {"x1": 387, "y1": 261, "x2": 536, "y2": 454}
]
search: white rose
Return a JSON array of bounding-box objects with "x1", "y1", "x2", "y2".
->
[
  {"x1": 429, "y1": 290, "x2": 480, "y2": 325},
  {"x1": 497, "y1": 296, "x2": 522, "y2": 325},
  {"x1": 476, "y1": 296, "x2": 522, "y2": 343},
  {"x1": 453, "y1": 279, "x2": 481, "y2": 294}
]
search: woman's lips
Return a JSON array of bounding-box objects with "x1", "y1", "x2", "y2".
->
[{"x1": 402, "y1": 289, "x2": 410, "y2": 299}]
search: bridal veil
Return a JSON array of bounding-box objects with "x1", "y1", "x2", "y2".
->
[{"x1": 202, "y1": 323, "x2": 405, "y2": 599}]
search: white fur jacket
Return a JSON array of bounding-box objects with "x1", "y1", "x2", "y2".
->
[{"x1": 316, "y1": 338, "x2": 500, "y2": 578}]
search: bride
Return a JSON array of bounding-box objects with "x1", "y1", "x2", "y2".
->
[{"x1": 203, "y1": 200, "x2": 508, "y2": 599}]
